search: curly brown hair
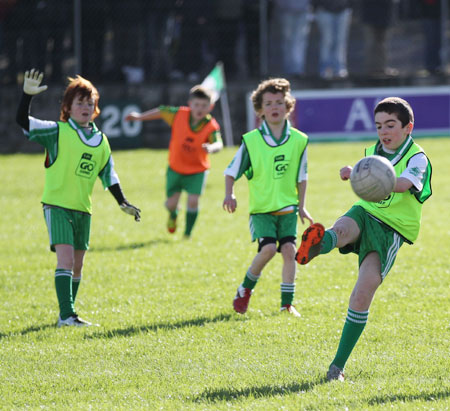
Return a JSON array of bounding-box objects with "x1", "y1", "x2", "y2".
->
[
  {"x1": 59, "y1": 75, "x2": 100, "y2": 122},
  {"x1": 250, "y1": 78, "x2": 296, "y2": 117}
]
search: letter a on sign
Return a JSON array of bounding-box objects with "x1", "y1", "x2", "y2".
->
[{"x1": 345, "y1": 98, "x2": 372, "y2": 131}]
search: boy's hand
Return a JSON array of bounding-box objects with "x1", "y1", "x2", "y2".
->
[
  {"x1": 23, "y1": 69, "x2": 48, "y2": 95},
  {"x1": 120, "y1": 201, "x2": 141, "y2": 222},
  {"x1": 223, "y1": 194, "x2": 237, "y2": 213},
  {"x1": 202, "y1": 143, "x2": 213, "y2": 153},
  {"x1": 202, "y1": 142, "x2": 223, "y2": 154},
  {"x1": 299, "y1": 207, "x2": 313, "y2": 225},
  {"x1": 340, "y1": 166, "x2": 352, "y2": 181},
  {"x1": 125, "y1": 112, "x2": 141, "y2": 121}
]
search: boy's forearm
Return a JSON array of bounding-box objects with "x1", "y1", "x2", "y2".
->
[
  {"x1": 394, "y1": 177, "x2": 414, "y2": 193},
  {"x1": 225, "y1": 175, "x2": 235, "y2": 196},
  {"x1": 298, "y1": 180, "x2": 307, "y2": 208},
  {"x1": 16, "y1": 93, "x2": 32, "y2": 131},
  {"x1": 136, "y1": 108, "x2": 162, "y2": 121}
]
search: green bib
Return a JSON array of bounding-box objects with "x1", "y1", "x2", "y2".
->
[
  {"x1": 355, "y1": 137, "x2": 432, "y2": 243},
  {"x1": 243, "y1": 128, "x2": 308, "y2": 214},
  {"x1": 42, "y1": 121, "x2": 111, "y2": 214}
]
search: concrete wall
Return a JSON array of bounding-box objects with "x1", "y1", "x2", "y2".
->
[
  {"x1": 0, "y1": 81, "x2": 255, "y2": 153},
  {"x1": 2, "y1": 72, "x2": 450, "y2": 154}
]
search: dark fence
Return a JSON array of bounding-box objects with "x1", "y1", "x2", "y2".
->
[
  {"x1": 1, "y1": 0, "x2": 450, "y2": 153},
  {"x1": 1, "y1": 0, "x2": 449, "y2": 85}
]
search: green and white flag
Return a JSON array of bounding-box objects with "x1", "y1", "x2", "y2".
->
[{"x1": 201, "y1": 62, "x2": 225, "y2": 103}]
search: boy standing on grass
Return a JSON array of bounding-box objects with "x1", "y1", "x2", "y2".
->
[
  {"x1": 223, "y1": 78, "x2": 313, "y2": 317},
  {"x1": 125, "y1": 86, "x2": 222, "y2": 238},
  {"x1": 16, "y1": 69, "x2": 141, "y2": 327},
  {"x1": 296, "y1": 97, "x2": 432, "y2": 381}
]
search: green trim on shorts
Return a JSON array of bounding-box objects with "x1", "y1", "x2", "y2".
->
[
  {"x1": 249, "y1": 212, "x2": 298, "y2": 242},
  {"x1": 166, "y1": 166, "x2": 207, "y2": 197},
  {"x1": 339, "y1": 205, "x2": 404, "y2": 280},
  {"x1": 43, "y1": 205, "x2": 91, "y2": 251}
]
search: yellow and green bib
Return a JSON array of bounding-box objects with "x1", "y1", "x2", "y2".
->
[
  {"x1": 356, "y1": 137, "x2": 432, "y2": 243},
  {"x1": 42, "y1": 121, "x2": 111, "y2": 214},
  {"x1": 243, "y1": 128, "x2": 308, "y2": 214}
]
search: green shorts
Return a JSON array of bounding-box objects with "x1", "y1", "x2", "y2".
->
[
  {"x1": 43, "y1": 205, "x2": 91, "y2": 251},
  {"x1": 166, "y1": 166, "x2": 208, "y2": 197},
  {"x1": 249, "y1": 212, "x2": 297, "y2": 250},
  {"x1": 339, "y1": 205, "x2": 404, "y2": 281}
]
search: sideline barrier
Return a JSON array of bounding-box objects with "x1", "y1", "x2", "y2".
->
[{"x1": 246, "y1": 87, "x2": 450, "y2": 141}]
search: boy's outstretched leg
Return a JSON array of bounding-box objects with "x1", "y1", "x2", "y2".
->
[
  {"x1": 296, "y1": 217, "x2": 360, "y2": 265},
  {"x1": 296, "y1": 223, "x2": 325, "y2": 264}
]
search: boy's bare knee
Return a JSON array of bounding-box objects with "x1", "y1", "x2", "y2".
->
[
  {"x1": 260, "y1": 243, "x2": 277, "y2": 259},
  {"x1": 332, "y1": 216, "x2": 360, "y2": 247},
  {"x1": 280, "y1": 242, "x2": 296, "y2": 259}
]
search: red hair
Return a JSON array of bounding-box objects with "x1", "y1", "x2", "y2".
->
[{"x1": 59, "y1": 75, "x2": 100, "y2": 122}]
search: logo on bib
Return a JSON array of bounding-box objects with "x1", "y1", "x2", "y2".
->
[
  {"x1": 273, "y1": 155, "x2": 289, "y2": 179},
  {"x1": 76, "y1": 153, "x2": 96, "y2": 178}
]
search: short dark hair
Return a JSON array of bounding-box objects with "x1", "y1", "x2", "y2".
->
[
  {"x1": 189, "y1": 85, "x2": 213, "y2": 103},
  {"x1": 374, "y1": 97, "x2": 414, "y2": 127}
]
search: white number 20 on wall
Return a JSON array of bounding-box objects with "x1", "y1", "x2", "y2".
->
[{"x1": 101, "y1": 104, "x2": 142, "y2": 138}]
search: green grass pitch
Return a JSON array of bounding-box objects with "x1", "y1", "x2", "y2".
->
[{"x1": 0, "y1": 138, "x2": 449, "y2": 409}]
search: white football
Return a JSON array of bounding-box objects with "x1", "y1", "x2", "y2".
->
[{"x1": 350, "y1": 155, "x2": 396, "y2": 202}]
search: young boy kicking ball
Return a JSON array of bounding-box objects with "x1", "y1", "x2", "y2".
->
[
  {"x1": 223, "y1": 78, "x2": 313, "y2": 316},
  {"x1": 296, "y1": 97, "x2": 432, "y2": 381}
]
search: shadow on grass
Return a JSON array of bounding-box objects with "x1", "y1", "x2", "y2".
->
[
  {"x1": 89, "y1": 239, "x2": 169, "y2": 252},
  {"x1": 85, "y1": 313, "x2": 233, "y2": 339},
  {"x1": 0, "y1": 323, "x2": 56, "y2": 339},
  {"x1": 193, "y1": 378, "x2": 324, "y2": 403},
  {"x1": 368, "y1": 390, "x2": 450, "y2": 405}
]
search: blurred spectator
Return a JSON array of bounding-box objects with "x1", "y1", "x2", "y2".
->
[
  {"x1": 361, "y1": 0, "x2": 398, "y2": 77},
  {"x1": 313, "y1": 0, "x2": 353, "y2": 79},
  {"x1": 0, "y1": 0, "x2": 16, "y2": 58},
  {"x1": 109, "y1": 1, "x2": 148, "y2": 83},
  {"x1": 34, "y1": 0, "x2": 70, "y2": 82},
  {"x1": 170, "y1": 0, "x2": 214, "y2": 82},
  {"x1": 81, "y1": 1, "x2": 108, "y2": 81},
  {"x1": 271, "y1": 0, "x2": 312, "y2": 77},
  {"x1": 143, "y1": 0, "x2": 177, "y2": 81},
  {"x1": 243, "y1": 0, "x2": 261, "y2": 78},
  {"x1": 213, "y1": 0, "x2": 244, "y2": 79},
  {"x1": 419, "y1": 0, "x2": 442, "y2": 74},
  {"x1": 2, "y1": 0, "x2": 40, "y2": 82}
]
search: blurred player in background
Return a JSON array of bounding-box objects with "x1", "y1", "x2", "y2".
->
[
  {"x1": 126, "y1": 86, "x2": 222, "y2": 238},
  {"x1": 16, "y1": 69, "x2": 140, "y2": 327},
  {"x1": 223, "y1": 78, "x2": 313, "y2": 316},
  {"x1": 296, "y1": 97, "x2": 432, "y2": 381}
]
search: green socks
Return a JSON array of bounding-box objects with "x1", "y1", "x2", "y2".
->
[
  {"x1": 169, "y1": 208, "x2": 178, "y2": 220},
  {"x1": 331, "y1": 308, "x2": 369, "y2": 370},
  {"x1": 242, "y1": 270, "x2": 260, "y2": 290},
  {"x1": 281, "y1": 282, "x2": 295, "y2": 306},
  {"x1": 72, "y1": 276, "x2": 81, "y2": 303},
  {"x1": 55, "y1": 269, "x2": 75, "y2": 320},
  {"x1": 185, "y1": 208, "x2": 198, "y2": 237},
  {"x1": 320, "y1": 229, "x2": 338, "y2": 255}
]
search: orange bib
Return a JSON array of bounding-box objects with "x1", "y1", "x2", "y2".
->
[{"x1": 168, "y1": 107, "x2": 219, "y2": 174}]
